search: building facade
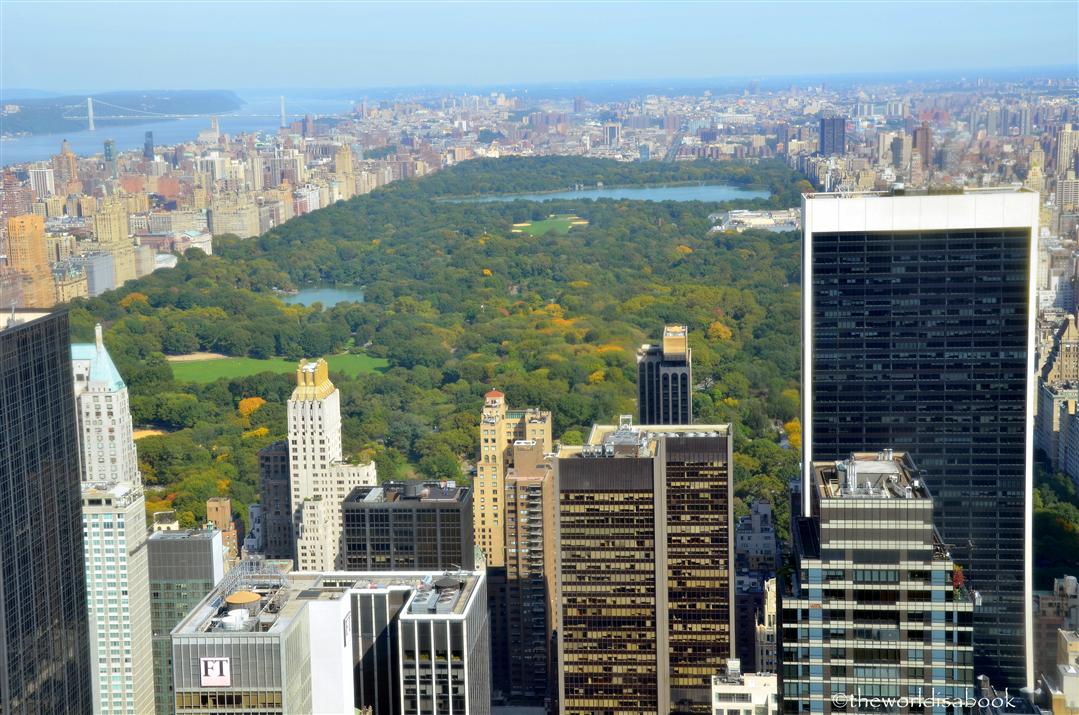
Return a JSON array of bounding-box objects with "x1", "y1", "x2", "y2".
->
[
  {"x1": 342, "y1": 481, "x2": 474, "y2": 571},
  {"x1": 1044, "y1": 630, "x2": 1079, "y2": 715},
  {"x1": 803, "y1": 188, "x2": 1038, "y2": 687},
  {"x1": 6, "y1": 214, "x2": 55, "y2": 307},
  {"x1": 503, "y1": 439, "x2": 557, "y2": 702},
  {"x1": 711, "y1": 660, "x2": 778, "y2": 715},
  {"x1": 0, "y1": 310, "x2": 93, "y2": 713},
  {"x1": 1043, "y1": 314, "x2": 1079, "y2": 384},
  {"x1": 71, "y1": 325, "x2": 140, "y2": 483},
  {"x1": 782, "y1": 452, "x2": 977, "y2": 713},
  {"x1": 476, "y1": 390, "x2": 551, "y2": 700},
  {"x1": 636, "y1": 324, "x2": 693, "y2": 425},
  {"x1": 1035, "y1": 576, "x2": 1079, "y2": 681},
  {"x1": 81, "y1": 484, "x2": 154, "y2": 715},
  {"x1": 818, "y1": 116, "x2": 847, "y2": 156},
  {"x1": 148, "y1": 528, "x2": 225, "y2": 715},
  {"x1": 257, "y1": 440, "x2": 293, "y2": 559},
  {"x1": 756, "y1": 577, "x2": 778, "y2": 674},
  {"x1": 206, "y1": 496, "x2": 239, "y2": 559},
  {"x1": 287, "y1": 358, "x2": 377, "y2": 570},
  {"x1": 555, "y1": 419, "x2": 734, "y2": 714},
  {"x1": 1037, "y1": 382, "x2": 1079, "y2": 470},
  {"x1": 71, "y1": 326, "x2": 154, "y2": 715},
  {"x1": 93, "y1": 205, "x2": 135, "y2": 285},
  {"x1": 736, "y1": 500, "x2": 778, "y2": 573},
  {"x1": 475, "y1": 390, "x2": 552, "y2": 568}
]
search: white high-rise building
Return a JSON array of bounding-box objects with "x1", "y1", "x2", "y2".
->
[
  {"x1": 72, "y1": 325, "x2": 140, "y2": 484},
  {"x1": 28, "y1": 165, "x2": 56, "y2": 198},
  {"x1": 710, "y1": 659, "x2": 778, "y2": 715},
  {"x1": 71, "y1": 325, "x2": 154, "y2": 715},
  {"x1": 287, "y1": 358, "x2": 376, "y2": 570}
]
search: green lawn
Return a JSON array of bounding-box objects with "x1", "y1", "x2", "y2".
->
[
  {"x1": 170, "y1": 353, "x2": 390, "y2": 383},
  {"x1": 511, "y1": 214, "x2": 587, "y2": 237}
]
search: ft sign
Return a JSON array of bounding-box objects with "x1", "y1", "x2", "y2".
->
[{"x1": 200, "y1": 657, "x2": 231, "y2": 686}]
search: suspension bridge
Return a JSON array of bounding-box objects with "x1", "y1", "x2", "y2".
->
[{"x1": 67, "y1": 97, "x2": 325, "y2": 130}]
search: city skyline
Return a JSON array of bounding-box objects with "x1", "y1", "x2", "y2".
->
[
  {"x1": 1, "y1": 1, "x2": 1076, "y2": 92},
  {"x1": 1, "y1": 3, "x2": 1077, "y2": 711}
]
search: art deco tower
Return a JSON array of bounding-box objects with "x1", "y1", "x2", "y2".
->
[
  {"x1": 71, "y1": 324, "x2": 154, "y2": 715},
  {"x1": 287, "y1": 358, "x2": 375, "y2": 570}
]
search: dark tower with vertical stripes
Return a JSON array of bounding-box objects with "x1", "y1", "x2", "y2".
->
[{"x1": 637, "y1": 324, "x2": 693, "y2": 425}]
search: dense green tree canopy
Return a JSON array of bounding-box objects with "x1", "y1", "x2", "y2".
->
[{"x1": 71, "y1": 158, "x2": 811, "y2": 538}]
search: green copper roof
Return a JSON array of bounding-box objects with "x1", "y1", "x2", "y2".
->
[{"x1": 71, "y1": 343, "x2": 126, "y2": 391}]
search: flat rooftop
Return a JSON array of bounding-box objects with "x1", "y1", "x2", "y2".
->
[
  {"x1": 82, "y1": 481, "x2": 140, "y2": 508},
  {"x1": 803, "y1": 185, "x2": 1035, "y2": 200},
  {"x1": 345, "y1": 481, "x2": 469, "y2": 505},
  {"x1": 173, "y1": 566, "x2": 484, "y2": 638},
  {"x1": 813, "y1": 451, "x2": 931, "y2": 501},
  {"x1": 149, "y1": 527, "x2": 219, "y2": 542},
  {"x1": 558, "y1": 418, "x2": 729, "y2": 460},
  {"x1": 0, "y1": 310, "x2": 53, "y2": 332}
]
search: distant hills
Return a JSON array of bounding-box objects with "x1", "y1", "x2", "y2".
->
[{"x1": 0, "y1": 90, "x2": 244, "y2": 137}]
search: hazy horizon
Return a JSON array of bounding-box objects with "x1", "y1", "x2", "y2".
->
[
  {"x1": 2, "y1": 1, "x2": 1075, "y2": 93},
  {"x1": 4, "y1": 63, "x2": 1077, "y2": 103}
]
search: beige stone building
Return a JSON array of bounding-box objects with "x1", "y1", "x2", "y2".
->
[
  {"x1": 1046, "y1": 315, "x2": 1079, "y2": 384},
  {"x1": 6, "y1": 214, "x2": 55, "y2": 308},
  {"x1": 475, "y1": 390, "x2": 551, "y2": 568},
  {"x1": 209, "y1": 199, "x2": 260, "y2": 238},
  {"x1": 94, "y1": 204, "x2": 136, "y2": 285},
  {"x1": 54, "y1": 268, "x2": 88, "y2": 303}
]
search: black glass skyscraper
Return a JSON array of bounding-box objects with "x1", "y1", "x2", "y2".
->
[
  {"x1": 0, "y1": 310, "x2": 93, "y2": 713},
  {"x1": 637, "y1": 324, "x2": 693, "y2": 425},
  {"x1": 143, "y1": 131, "x2": 154, "y2": 160},
  {"x1": 818, "y1": 116, "x2": 847, "y2": 156},
  {"x1": 802, "y1": 189, "x2": 1039, "y2": 689}
]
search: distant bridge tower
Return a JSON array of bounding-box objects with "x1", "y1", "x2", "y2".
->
[
  {"x1": 279, "y1": 96, "x2": 286, "y2": 128},
  {"x1": 87, "y1": 97, "x2": 95, "y2": 131}
]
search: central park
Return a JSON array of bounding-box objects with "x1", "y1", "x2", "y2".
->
[{"x1": 64, "y1": 156, "x2": 1079, "y2": 583}]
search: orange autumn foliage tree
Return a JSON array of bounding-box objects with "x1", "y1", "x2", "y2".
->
[{"x1": 237, "y1": 397, "x2": 266, "y2": 428}]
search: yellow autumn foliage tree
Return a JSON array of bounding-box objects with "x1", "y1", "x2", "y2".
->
[
  {"x1": 238, "y1": 397, "x2": 266, "y2": 417},
  {"x1": 588, "y1": 369, "x2": 605, "y2": 384},
  {"x1": 784, "y1": 419, "x2": 802, "y2": 451},
  {"x1": 707, "y1": 320, "x2": 733, "y2": 341},
  {"x1": 119, "y1": 292, "x2": 149, "y2": 308}
]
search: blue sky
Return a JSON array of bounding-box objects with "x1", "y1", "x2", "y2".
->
[{"x1": 2, "y1": 1, "x2": 1076, "y2": 92}]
